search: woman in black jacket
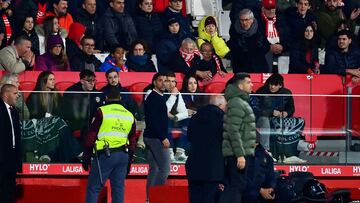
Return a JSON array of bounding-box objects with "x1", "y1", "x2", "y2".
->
[{"x1": 126, "y1": 40, "x2": 156, "y2": 72}]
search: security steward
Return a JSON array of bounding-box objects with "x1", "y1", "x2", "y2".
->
[{"x1": 83, "y1": 87, "x2": 137, "y2": 203}]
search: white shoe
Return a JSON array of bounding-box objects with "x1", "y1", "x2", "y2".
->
[
  {"x1": 169, "y1": 148, "x2": 176, "y2": 163},
  {"x1": 283, "y1": 156, "x2": 307, "y2": 164}
]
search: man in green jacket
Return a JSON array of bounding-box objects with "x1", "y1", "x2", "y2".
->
[{"x1": 220, "y1": 73, "x2": 257, "y2": 203}]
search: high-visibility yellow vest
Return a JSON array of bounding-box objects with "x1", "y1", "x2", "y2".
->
[{"x1": 95, "y1": 103, "x2": 135, "y2": 151}]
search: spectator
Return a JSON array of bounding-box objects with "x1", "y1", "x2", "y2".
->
[
  {"x1": 26, "y1": 71, "x2": 62, "y2": 119},
  {"x1": 229, "y1": 0, "x2": 262, "y2": 23},
  {"x1": 169, "y1": 38, "x2": 211, "y2": 79},
  {"x1": 289, "y1": 24, "x2": 320, "y2": 74},
  {"x1": 229, "y1": 9, "x2": 269, "y2": 73},
  {"x1": 133, "y1": 0, "x2": 163, "y2": 53},
  {"x1": 65, "y1": 22, "x2": 86, "y2": 63},
  {"x1": 285, "y1": 0, "x2": 317, "y2": 45},
  {"x1": 325, "y1": 19, "x2": 352, "y2": 52},
  {"x1": 197, "y1": 16, "x2": 230, "y2": 59},
  {"x1": 100, "y1": 46, "x2": 128, "y2": 72},
  {"x1": 220, "y1": 73, "x2": 257, "y2": 203},
  {"x1": 18, "y1": 15, "x2": 40, "y2": 56},
  {"x1": 126, "y1": 40, "x2": 156, "y2": 72},
  {"x1": 74, "y1": 0, "x2": 102, "y2": 51},
  {"x1": 164, "y1": 72, "x2": 189, "y2": 163},
  {"x1": 156, "y1": 18, "x2": 186, "y2": 72},
  {"x1": 13, "y1": 0, "x2": 48, "y2": 26},
  {"x1": 63, "y1": 70, "x2": 98, "y2": 140},
  {"x1": 186, "y1": 95, "x2": 227, "y2": 203},
  {"x1": 324, "y1": 29, "x2": 360, "y2": 82},
  {"x1": 259, "y1": 0, "x2": 290, "y2": 72},
  {"x1": 152, "y1": 0, "x2": 187, "y2": 15},
  {"x1": 143, "y1": 72, "x2": 170, "y2": 201},
  {"x1": 35, "y1": 16, "x2": 67, "y2": 55},
  {"x1": 0, "y1": 0, "x2": 14, "y2": 49},
  {"x1": 161, "y1": 0, "x2": 192, "y2": 39},
  {"x1": 181, "y1": 74, "x2": 203, "y2": 112},
  {"x1": 0, "y1": 73, "x2": 30, "y2": 120},
  {"x1": 0, "y1": 35, "x2": 34, "y2": 73},
  {"x1": 35, "y1": 34, "x2": 71, "y2": 71},
  {"x1": 242, "y1": 144, "x2": 276, "y2": 202},
  {"x1": 198, "y1": 42, "x2": 227, "y2": 79},
  {"x1": 101, "y1": 0, "x2": 137, "y2": 51},
  {"x1": 100, "y1": 68, "x2": 141, "y2": 120},
  {"x1": 256, "y1": 74, "x2": 296, "y2": 159},
  {"x1": 70, "y1": 35, "x2": 101, "y2": 72},
  {"x1": 316, "y1": 0, "x2": 359, "y2": 48},
  {"x1": 46, "y1": 0, "x2": 73, "y2": 33}
]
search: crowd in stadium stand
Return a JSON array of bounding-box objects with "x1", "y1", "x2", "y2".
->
[{"x1": 0, "y1": 0, "x2": 360, "y2": 162}]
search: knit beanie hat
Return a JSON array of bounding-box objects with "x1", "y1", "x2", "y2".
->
[
  {"x1": 263, "y1": 0, "x2": 276, "y2": 9},
  {"x1": 167, "y1": 18, "x2": 179, "y2": 26},
  {"x1": 205, "y1": 16, "x2": 216, "y2": 27},
  {"x1": 47, "y1": 34, "x2": 63, "y2": 50}
]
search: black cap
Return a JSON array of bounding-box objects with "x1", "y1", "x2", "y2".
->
[{"x1": 167, "y1": 18, "x2": 179, "y2": 26}]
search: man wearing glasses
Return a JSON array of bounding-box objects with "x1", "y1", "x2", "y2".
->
[
  {"x1": 63, "y1": 69, "x2": 99, "y2": 142},
  {"x1": 69, "y1": 36, "x2": 102, "y2": 72}
]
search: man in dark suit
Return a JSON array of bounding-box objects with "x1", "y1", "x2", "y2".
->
[
  {"x1": 185, "y1": 95, "x2": 227, "y2": 203},
  {"x1": 0, "y1": 84, "x2": 22, "y2": 203}
]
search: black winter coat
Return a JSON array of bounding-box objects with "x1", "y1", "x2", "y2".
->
[
  {"x1": 70, "y1": 51, "x2": 102, "y2": 72},
  {"x1": 126, "y1": 54, "x2": 156, "y2": 72},
  {"x1": 133, "y1": 10, "x2": 163, "y2": 53},
  {"x1": 185, "y1": 104, "x2": 224, "y2": 182},
  {"x1": 161, "y1": 7, "x2": 192, "y2": 39},
  {"x1": 324, "y1": 46, "x2": 360, "y2": 75},
  {"x1": 74, "y1": 8, "x2": 102, "y2": 50},
  {"x1": 289, "y1": 41, "x2": 319, "y2": 73}
]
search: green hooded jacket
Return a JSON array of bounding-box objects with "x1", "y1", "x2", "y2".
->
[{"x1": 222, "y1": 84, "x2": 256, "y2": 157}]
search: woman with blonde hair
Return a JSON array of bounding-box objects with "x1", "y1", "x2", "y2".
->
[{"x1": 0, "y1": 73, "x2": 30, "y2": 120}]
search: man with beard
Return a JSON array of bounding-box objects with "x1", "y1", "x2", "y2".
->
[
  {"x1": 324, "y1": 29, "x2": 360, "y2": 83},
  {"x1": 317, "y1": 0, "x2": 360, "y2": 48},
  {"x1": 46, "y1": 0, "x2": 74, "y2": 32}
]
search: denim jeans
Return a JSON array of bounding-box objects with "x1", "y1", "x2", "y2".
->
[
  {"x1": 85, "y1": 151, "x2": 129, "y2": 203},
  {"x1": 143, "y1": 137, "x2": 170, "y2": 199}
]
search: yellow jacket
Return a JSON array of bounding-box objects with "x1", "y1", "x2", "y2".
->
[{"x1": 197, "y1": 16, "x2": 230, "y2": 58}]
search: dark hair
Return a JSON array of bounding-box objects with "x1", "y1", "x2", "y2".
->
[
  {"x1": 79, "y1": 69, "x2": 95, "y2": 79},
  {"x1": 181, "y1": 74, "x2": 199, "y2": 93},
  {"x1": 109, "y1": 45, "x2": 125, "y2": 54},
  {"x1": 152, "y1": 72, "x2": 167, "y2": 84},
  {"x1": 35, "y1": 71, "x2": 55, "y2": 91},
  {"x1": 105, "y1": 68, "x2": 118, "y2": 78},
  {"x1": 33, "y1": 71, "x2": 61, "y2": 111},
  {"x1": 166, "y1": 72, "x2": 176, "y2": 78},
  {"x1": 200, "y1": 42, "x2": 214, "y2": 51},
  {"x1": 337, "y1": 29, "x2": 352, "y2": 39},
  {"x1": 129, "y1": 40, "x2": 149, "y2": 55},
  {"x1": 43, "y1": 16, "x2": 60, "y2": 45},
  {"x1": 14, "y1": 35, "x2": 31, "y2": 45},
  {"x1": 265, "y1": 73, "x2": 284, "y2": 86},
  {"x1": 52, "y1": 0, "x2": 67, "y2": 5},
  {"x1": 295, "y1": 0, "x2": 312, "y2": 4},
  {"x1": 106, "y1": 86, "x2": 121, "y2": 101},
  {"x1": 20, "y1": 15, "x2": 34, "y2": 29},
  {"x1": 139, "y1": 0, "x2": 150, "y2": 5},
  {"x1": 301, "y1": 23, "x2": 318, "y2": 50},
  {"x1": 80, "y1": 35, "x2": 95, "y2": 46},
  {"x1": 226, "y1": 73, "x2": 250, "y2": 87}
]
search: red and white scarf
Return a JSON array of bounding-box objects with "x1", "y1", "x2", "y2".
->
[
  {"x1": 212, "y1": 54, "x2": 222, "y2": 72},
  {"x1": 261, "y1": 12, "x2": 279, "y2": 45},
  {"x1": 179, "y1": 48, "x2": 201, "y2": 67},
  {"x1": 2, "y1": 14, "x2": 12, "y2": 45}
]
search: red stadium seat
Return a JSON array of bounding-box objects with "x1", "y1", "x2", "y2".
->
[
  {"x1": 204, "y1": 82, "x2": 226, "y2": 93},
  {"x1": 128, "y1": 82, "x2": 151, "y2": 106},
  {"x1": 55, "y1": 81, "x2": 75, "y2": 91},
  {"x1": 20, "y1": 81, "x2": 36, "y2": 101},
  {"x1": 252, "y1": 82, "x2": 264, "y2": 92}
]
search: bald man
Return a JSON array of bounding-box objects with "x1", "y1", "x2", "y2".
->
[
  {"x1": 185, "y1": 95, "x2": 227, "y2": 203},
  {"x1": 0, "y1": 84, "x2": 22, "y2": 203}
]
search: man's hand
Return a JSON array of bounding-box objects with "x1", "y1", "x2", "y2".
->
[
  {"x1": 350, "y1": 8, "x2": 360, "y2": 20},
  {"x1": 236, "y1": 156, "x2": 246, "y2": 170},
  {"x1": 281, "y1": 111, "x2": 288, "y2": 118},
  {"x1": 346, "y1": 68, "x2": 360, "y2": 78},
  {"x1": 260, "y1": 188, "x2": 275, "y2": 200},
  {"x1": 196, "y1": 70, "x2": 212, "y2": 81},
  {"x1": 352, "y1": 76, "x2": 360, "y2": 84},
  {"x1": 162, "y1": 138, "x2": 170, "y2": 148},
  {"x1": 171, "y1": 86, "x2": 179, "y2": 95},
  {"x1": 273, "y1": 110, "x2": 281, "y2": 117},
  {"x1": 270, "y1": 44, "x2": 283, "y2": 55}
]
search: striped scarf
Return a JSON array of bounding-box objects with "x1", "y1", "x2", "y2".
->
[
  {"x1": 2, "y1": 14, "x2": 12, "y2": 45},
  {"x1": 179, "y1": 48, "x2": 201, "y2": 67},
  {"x1": 212, "y1": 54, "x2": 222, "y2": 72},
  {"x1": 261, "y1": 12, "x2": 279, "y2": 45}
]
